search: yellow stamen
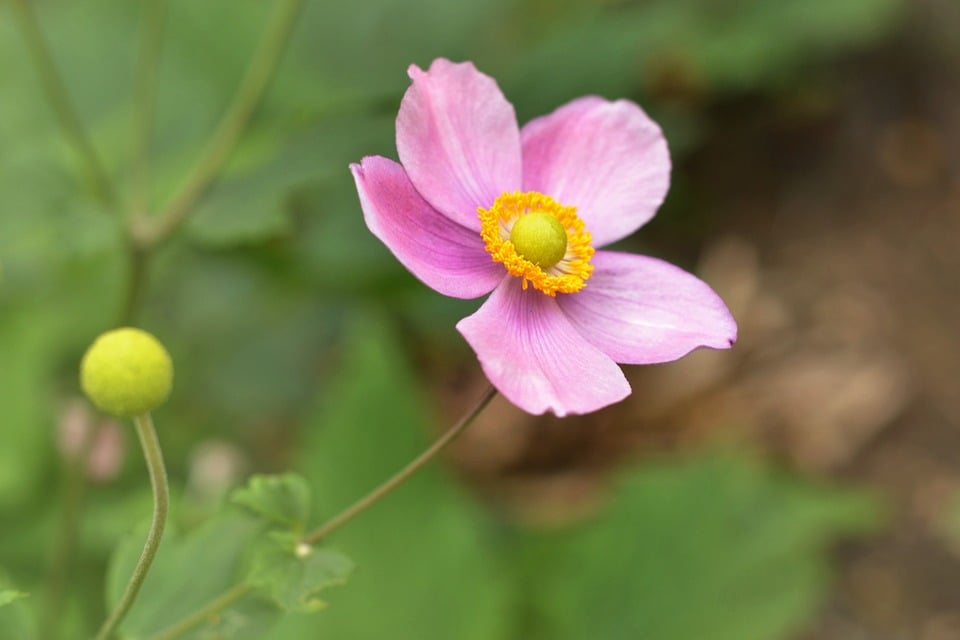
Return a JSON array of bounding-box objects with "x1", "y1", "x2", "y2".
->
[{"x1": 479, "y1": 191, "x2": 594, "y2": 296}]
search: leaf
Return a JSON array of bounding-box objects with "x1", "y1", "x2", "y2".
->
[
  {"x1": 0, "y1": 303, "x2": 97, "y2": 509},
  {"x1": 232, "y1": 474, "x2": 312, "y2": 533},
  {"x1": 106, "y1": 512, "x2": 277, "y2": 639},
  {"x1": 247, "y1": 532, "x2": 353, "y2": 613},
  {"x1": 105, "y1": 480, "x2": 350, "y2": 637},
  {"x1": 0, "y1": 573, "x2": 33, "y2": 639},
  {"x1": 0, "y1": 589, "x2": 27, "y2": 608},
  {"x1": 522, "y1": 452, "x2": 880, "y2": 640}
]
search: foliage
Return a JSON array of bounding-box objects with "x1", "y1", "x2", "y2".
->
[
  {"x1": 521, "y1": 454, "x2": 878, "y2": 640},
  {"x1": 0, "y1": 575, "x2": 32, "y2": 639},
  {"x1": 106, "y1": 474, "x2": 352, "y2": 638}
]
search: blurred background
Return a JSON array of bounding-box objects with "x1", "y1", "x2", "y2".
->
[{"x1": 1, "y1": 0, "x2": 959, "y2": 638}]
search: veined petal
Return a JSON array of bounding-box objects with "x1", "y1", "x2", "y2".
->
[
  {"x1": 352, "y1": 156, "x2": 503, "y2": 299},
  {"x1": 558, "y1": 251, "x2": 737, "y2": 364},
  {"x1": 521, "y1": 97, "x2": 670, "y2": 246},
  {"x1": 457, "y1": 278, "x2": 630, "y2": 416},
  {"x1": 397, "y1": 59, "x2": 522, "y2": 230}
]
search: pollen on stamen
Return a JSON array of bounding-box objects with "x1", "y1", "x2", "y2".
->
[{"x1": 478, "y1": 191, "x2": 594, "y2": 296}]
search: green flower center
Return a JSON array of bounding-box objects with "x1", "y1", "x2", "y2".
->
[{"x1": 509, "y1": 212, "x2": 568, "y2": 269}]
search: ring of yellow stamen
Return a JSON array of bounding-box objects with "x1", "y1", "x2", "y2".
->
[{"x1": 479, "y1": 191, "x2": 594, "y2": 296}]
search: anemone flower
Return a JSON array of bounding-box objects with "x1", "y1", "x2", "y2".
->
[{"x1": 351, "y1": 59, "x2": 737, "y2": 416}]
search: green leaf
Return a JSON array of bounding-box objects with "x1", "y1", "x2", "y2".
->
[
  {"x1": 232, "y1": 474, "x2": 312, "y2": 533},
  {"x1": 522, "y1": 452, "x2": 881, "y2": 640},
  {"x1": 0, "y1": 573, "x2": 33, "y2": 639},
  {"x1": 0, "y1": 310, "x2": 55, "y2": 510},
  {"x1": 107, "y1": 512, "x2": 277, "y2": 639},
  {"x1": 0, "y1": 589, "x2": 27, "y2": 608},
  {"x1": 247, "y1": 532, "x2": 353, "y2": 613}
]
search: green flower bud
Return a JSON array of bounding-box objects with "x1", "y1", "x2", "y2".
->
[{"x1": 80, "y1": 328, "x2": 173, "y2": 418}]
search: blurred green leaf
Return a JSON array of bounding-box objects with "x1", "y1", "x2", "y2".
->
[
  {"x1": 0, "y1": 573, "x2": 33, "y2": 639},
  {"x1": 247, "y1": 531, "x2": 353, "y2": 613},
  {"x1": 522, "y1": 452, "x2": 880, "y2": 640},
  {"x1": 147, "y1": 247, "x2": 339, "y2": 425},
  {"x1": 107, "y1": 512, "x2": 276, "y2": 639},
  {"x1": 0, "y1": 309, "x2": 59, "y2": 510},
  {"x1": 0, "y1": 589, "x2": 27, "y2": 608},
  {"x1": 232, "y1": 474, "x2": 312, "y2": 533},
  {"x1": 0, "y1": 598, "x2": 32, "y2": 639}
]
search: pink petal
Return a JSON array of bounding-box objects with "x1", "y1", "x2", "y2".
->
[
  {"x1": 397, "y1": 59, "x2": 522, "y2": 230},
  {"x1": 521, "y1": 97, "x2": 670, "y2": 246},
  {"x1": 457, "y1": 278, "x2": 630, "y2": 416},
  {"x1": 558, "y1": 251, "x2": 737, "y2": 364},
  {"x1": 352, "y1": 156, "x2": 503, "y2": 299}
]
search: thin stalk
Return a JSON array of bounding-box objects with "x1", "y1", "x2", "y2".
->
[
  {"x1": 131, "y1": 0, "x2": 169, "y2": 215},
  {"x1": 146, "y1": 385, "x2": 497, "y2": 640},
  {"x1": 94, "y1": 414, "x2": 169, "y2": 640},
  {"x1": 38, "y1": 420, "x2": 100, "y2": 640},
  {"x1": 304, "y1": 384, "x2": 497, "y2": 543},
  {"x1": 146, "y1": 0, "x2": 304, "y2": 246},
  {"x1": 9, "y1": 0, "x2": 117, "y2": 209},
  {"x1": 117, "y1": 241, "x2": 149, "y2": 327}
]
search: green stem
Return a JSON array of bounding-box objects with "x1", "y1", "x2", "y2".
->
[
  {"x1": 145, "y1": 0, "x2": 304, "y2": 246},
  {"x1": 94, "y1": 413, "x2": 169, "y2": 640},
  {"x1": 9, "y1": 0, "x2": 118, "y2": 210},
  {"x1": 131, "y1": 0, "x2": 169, "y2": 216},
  {"x1": 38, "y1": 419, "x2": 100, "y2": 640},
  {"x1": 117, "y1": 241, "x2": 149, "y2": 327},
  {"x1": 303, "y1": 384, "x2": 497, "y2": 544},
  {"x1": 146, "y1": 385, "x2": 497, "y2": 639},
  {"x1": 147, "y1": 583, "x2": 250, "y2": 640}
]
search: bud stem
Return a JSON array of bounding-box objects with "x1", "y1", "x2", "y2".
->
[
  {"x1": 144, "y1": 0, "x2": 304, "y2": 247},
  {"x1": 94, "y1": 413, "x2": 169, "y2": 640}
]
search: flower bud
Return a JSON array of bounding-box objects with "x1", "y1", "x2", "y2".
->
[{"x1": 80, "y1": 327, "x2": 173, "y2": 418}]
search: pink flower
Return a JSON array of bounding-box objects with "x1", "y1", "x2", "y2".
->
[{"x1": 351, "y1": 59, "x2": 737, "y2": 416}]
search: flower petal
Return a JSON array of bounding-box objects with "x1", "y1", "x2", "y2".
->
[
  {"x1": 457, "y1": 278, "x2": 630, "y2": 416},
  {"x1": 521, "y1": 97, "x2": 670, "y2": 246},
  {"x1": 397, "y1": 59, "x2": 522, "y2": 230},
  {"x1": 558, "y1": 251, "x2": 737, "y2": 364},
  {"x1": 352, "y1": 156, "x2": 503, "y2": 299}
]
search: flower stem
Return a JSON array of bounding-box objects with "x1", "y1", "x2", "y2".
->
[
  {"x1": 117, "y1": 242, "x2": 149, "y2": 326},
  {"x1": 303, "y1": 384, "x2": 497, "y2": 544},
  {"x1": 145, "y1": 0, "x2": 304, "y2": 246},
  {"x1": 94, "y1": 413, "x2": 169, "y2": 640},
  {"x1": 144, "y1": 385, "x2": 497, "y2": 640},
  {"x1": 38, "y1": 421, "x2": 99, "y2": 640},
  {"x1": 131, "y1": 0, "x2": 169, "y2": 216},
  {"x1": 9, "y1": 0, "x2": 117, "y2": 210}
]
